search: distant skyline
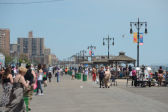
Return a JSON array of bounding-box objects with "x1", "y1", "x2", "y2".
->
[{"x1": 0, "y1": 0, "x2": 168, "y2": 65}]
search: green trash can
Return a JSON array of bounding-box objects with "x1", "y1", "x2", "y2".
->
[
  {"x1": 75, "y1": 73, "x2": 78, "y2": 79},
  {"x1": 70, "y1": 71, "x2": 72, "y2": 76},
  {"x1": 24, "y1": 97, "x2": 29, "y2": 112},
  {"x1": 78, "y1": 73, "x2": 81, "y2": 80},
  {"x1": 83, "y1": 74, "x2": 87, "y2": 81}
]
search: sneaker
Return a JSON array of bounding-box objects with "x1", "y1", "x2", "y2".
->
[
  {"x1": 35, "y1": 93, "x2": 38, "y2": 96},
  {"x1": 41, "y1": 93, "x2": 44, "y2": 96},
  {"x1": 38, "y1": 93, "x2": 41, "y2": 95},
  {"x1": 28, "y1": 108, "x2": 31, "y2": 111}
]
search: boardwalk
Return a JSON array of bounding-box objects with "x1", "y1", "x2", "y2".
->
[
  {"x1": 0, "y1": 75, "x2": 168, "y2": 112},
  {"x1": 29, "y1": 75, "x2": 168, "y2": 112}
]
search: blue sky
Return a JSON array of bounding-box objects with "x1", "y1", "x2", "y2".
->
[{"x1": 0, "y1": 0, "x2": 168, "y2": 65}]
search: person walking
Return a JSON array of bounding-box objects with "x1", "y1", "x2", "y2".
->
[
  {"x1": 0, "y1": 67, "x2": 5, "y2": 82},
  {"x1": 104, "y1": 66, "x2": 111, "y2": 88},
  {"x1": 65, "y1": 68, "x2": 68, "y2": 74},
  {"x1": 48, "y1": 66, "x2": 53, "y2": 82},
  {"x1": 158, "y1": 66, "x2": 163, "y2": 86},
  {"x1": 92, "y1": 67, "x2": 97, "y2": 83},
  {"x1": 56, "y1": 68, "x2": 60, "y2": 83},
  {"x1": 0, "y1": 67, "x2": 13, "y2": 111},
  {"x1": 43, "y1": 64, "x2": 48, "y2": 87},
  {"x1": 24, "y1": 64, "x2": 36, "y2": 111},
  {"x1": 6, "y1": 67, "x2": 29, "y2": 112},
  {"x1": 84, "y1": 68, "x2": 89, "y2": 80},
  {"x1": 72, "y1": 68, "x2": 75, "y2": 80},
  {"x1": 131, "y1": 68, "x2": 137, "y2": 87},
  {"x1": 98, "y1": 67, "x2": 105, "y2": 88},
  {"x1": 36, "y1": 64, "x2": 44, "y2": 95},
  {"x1": 48, "y1": 71, "x2": 52, "y2": 83}
]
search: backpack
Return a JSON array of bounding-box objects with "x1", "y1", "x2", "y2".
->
[{"x1": 24, "y1": 69, "x2": 34, "y2": 85}]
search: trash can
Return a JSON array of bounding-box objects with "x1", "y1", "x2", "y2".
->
[
  {"x1": 24, "y1": 97, "x2": 29, "y2": 112},
  {"x1": 83, "y1": 74, "x2": 87, "y2": 81},
  {"x1": 78, "y1": 73, "x2": 81, "y2": 80},
  {"x1": 70, "y1": 71, "x2": 72, "y2": 76},
  {"x1": 75, "y1": 73, "x2": 78, "y2": 79},
  {"x1": 68, "y1": 71, "x2": 70, "y2": 75}
]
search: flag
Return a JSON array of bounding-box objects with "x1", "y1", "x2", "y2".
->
[
  {"x1": 133, "y1": 32, "x2": 137, "y2": 43},
  {"x1": 139, "y1": 33, "x2": 143, "y2": 45},
  {"x1": 89, "y1": 50, "x2": 94, "y2": 56},
  {"x1": 89, "y1": 51, "x2": 92, "y2": 56}
]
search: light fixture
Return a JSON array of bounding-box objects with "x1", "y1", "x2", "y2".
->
[
  {"x1": 112, "y1": 38, "x2": 114, "y2": 46},
  {"x1": 145, "y1": 23, "x2": 147, "y2": 34},
  {"x1": 145, "y1": 28, "x2": 147, "y2": 34},
  {"x1": 130, "y1": 28, "x2": 133, "y2": 34}
]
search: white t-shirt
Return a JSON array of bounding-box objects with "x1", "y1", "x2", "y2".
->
[{"x1": 38, "y1": 72, "x2": 43, "y2": 81}]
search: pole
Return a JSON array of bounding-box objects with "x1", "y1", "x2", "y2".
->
[
  {"x1": 78, "y1": 53, "x2": 79, "y2": 64},
  {"x1": 137, "y1": 18, "x2": 140, "y2": 67},
  {"x1": 108, "y1": 35, "x2": 110, "y2": 59},
  {"x1": 130, "y1": 18, "x2": 147, "y2": 67},
  {"x1": 91, "y1": 47, "x2": 92, "y2": 61},
  {"x1": 88, "y1": 45, "x2": 96, "y2": 62},
  {"x1": 83, "y1": 52, "x2": 85, "y2": 62},
  {"x1": 103, "y1": 35, "x2": 114, "y2": 60}
]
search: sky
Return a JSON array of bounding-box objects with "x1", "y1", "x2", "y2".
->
[{"x1": 0, "y1": 0, "x2": 168, "y2": 65}]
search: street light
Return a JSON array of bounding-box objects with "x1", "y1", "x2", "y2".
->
[
  {"x1": 76, "y1": 53, "x2": 80, "y2": 64},
  {"x1": 130, "y1": 18, "x2": 148, "y2": 67},
  {"x1": 103, "y1": 35, "x2": 114, "y2": 59},
  {"x1": 88, "y1": 45, "x2": 96, "y2": 61},
  {"x1": 80, "y1": 50, "x2": 86, "y2": 62}
]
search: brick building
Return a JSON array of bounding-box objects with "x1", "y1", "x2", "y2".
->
[
  {"x1": 0, "y1": 29, "x2": 10, "y2": 55},
  {"x1": 17, "y1": 31, "x2": 44, "y2": 63}
]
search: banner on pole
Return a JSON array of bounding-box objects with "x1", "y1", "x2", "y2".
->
[
  {"x1": 139, "y1": 33, "x2": 143, "y2": 45},
  {"x1": 133, "y1": 32, "x2": 137, "y2": 43},
  {"x1": 133, "y1": 32, "x2": 144, "y2": 45}
]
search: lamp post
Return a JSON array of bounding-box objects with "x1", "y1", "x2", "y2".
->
[
  {"x1": 130, "y1": 18, "x2": 147, "y2": 67},
  {"x1": 103, "y1": 35, "x2": 114, "y2": 59},
  {"x1": 76, "y1": 53, "x2": 80, "y2": 64},
  {"x1": 80, "y1": 50, "x2": 86, "y2": 62},
  {"x1": 87, "y1": 45, "x2": 96, "y2": 61}
]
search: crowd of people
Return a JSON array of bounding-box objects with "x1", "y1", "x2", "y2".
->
[
  {"x1": 67, "y1": 65, "x2": 168, "y2": 88},
  {"x1": 0, "y1": 64, "x2": 168, "y2": 111},
  {"x1": 0, "y1": 64, "x2": 56, "y2": 112}
]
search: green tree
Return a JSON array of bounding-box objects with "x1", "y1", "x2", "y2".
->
[
  {"x1": 5, "y1": 55, "x2": 13, "y2": 66},
  {"x1": 19, "y1": 54, "x2": 30, "y2": 64}
]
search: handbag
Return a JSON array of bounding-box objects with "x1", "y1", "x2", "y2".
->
[{"x1": 33, "y1": 79, "x2": 37, "y2": 90}]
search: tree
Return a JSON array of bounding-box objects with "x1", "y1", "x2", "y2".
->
[
  {"x1": 19, "y1": 54, "x2": 30, "y2": 64},
  {"x1": 5, "y1": 55, "x2": 13, "y2": 66}
]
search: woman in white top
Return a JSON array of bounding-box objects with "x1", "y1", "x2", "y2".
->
[
  {"x1": 85, "y1": 68, "x2": 89, "y2": 80},
  {"x1": 36, "y1": 64, "x2": 43, "y2": 95},
  {"x1": 72, "y1": 68, "x2": 75, "y2": 80}
]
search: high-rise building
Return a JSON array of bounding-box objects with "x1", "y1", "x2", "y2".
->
[
  {"x1": 44, "y1": 48, "x2": 51, "y2": 55},
  {"x1": 17, "y1": 31, "x2": 44, "y2": 58},
  {"x1": 10, "y1": 44, "x2": 18, "y2": 57},
  {"x1": 0, "y1": 28, "x2": 10, "y2": 55}
]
